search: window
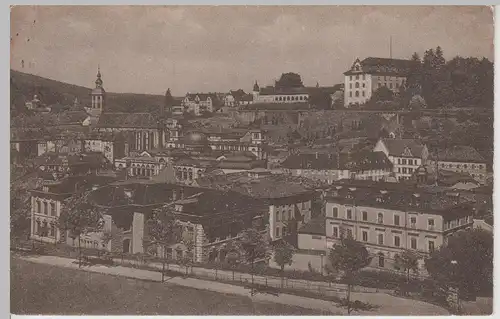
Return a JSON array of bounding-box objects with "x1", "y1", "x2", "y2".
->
[
  {"x1": 276, "y1": 227, "x2": 281, "y2": 238},
  {"x1": 428, "y1": 218, "x2": 435, "y2": 229},
  {"x1": 410, "y1": 217, "x2": 417, "y2": 226},
  {"x1": 402, "y1": 159, "x2": 407, "y2": 165},
  {"x1": 276, "y1": 211, "x2": 281, "y2": 222},
  {"x1": 428, "y1": 240, "x2": 435, "y2": 253},
  {"x1": 332, "y1": 207, "x2": 338, "y2": 218},
  {"x1": 362, "y1": 211, "x2": 367, "y2": 221},
  {"x1": 349, "y1": 92, "x2": 352, "y2": 97},
  {"x1": 43, "y1": 202, "x2": 48, "y2": 215},
  {"x1": 347, "y1": 209, "x2": 352, "y2": 220},
  {"x1": 394, "y1": 236, "x2": 401, "y2": 247},
  {"x1": 377, "y1": 213, "x2": 383, "y2": 224},
  {"x1": 362, "y1": 74, "x2": 365, "y2": 80},
  {"x1": 394, "y1": 215, "x2": 400, "y2": 226},
  {"x1": 49, "y1": 223, "x2": 55, "y2": 237},
  {"x1": 362, "y1": 91, "x2": 365, "y2": 97},
  {"x1": 411, "y1": 237, "x2": 417, "y2": 249},
  {"x1": 363, "y1": 83, "x2": 366, "y2": 88},
  {"x1": 389, "y1": 83, "x2": 393, "y2": 89},
  {"x1": 36, "y1": 201, "x2": 41, "y2": 214},
  {"x1": 347, "y1": 228, "x2": 353, "y2": 239},
  {"x1": 398, "y1": 158, "x2": 401, "y2": 165},
  {"x1": 333, "y1": 226, "x2": 339, "y2": 238},
  {"x1": 362, "y1": 231, "x2": 368, "y2": 242},
  {"x1": 355, "y1": 91, "x2": 359, "y2": 97},
  {"x1": 378, "y1": 254, "x2": 385, "y2": 267},
  {"x1": 50, "y1": 202, "x2": 56, "y2": 216},
  {"x1": 378, "y1": 233, "x2": 384, "y2": 245},
  {"x1": 356, "y1": 75, "x2": 359, "y2": 80}
]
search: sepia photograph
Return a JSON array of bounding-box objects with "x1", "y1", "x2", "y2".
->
[{"x1": 9, "y1": 5, "x2": 494, "y2": 316}]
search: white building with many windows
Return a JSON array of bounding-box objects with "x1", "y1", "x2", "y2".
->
[{"x1": 343, "y1": 57, "x2": 418, "y2": 107}]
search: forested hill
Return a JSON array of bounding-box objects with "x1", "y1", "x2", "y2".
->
[{"x1": 10, "y1": 70, "x2": 167, "y2": 116}]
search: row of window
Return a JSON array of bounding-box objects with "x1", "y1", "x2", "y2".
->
[
  {"x1": 34, "y1": 219, "x2": 56, "y2": 237},
  {"x1": 275, "y1": 225, "x2": 289, "y2": 238},
  {"x1": 331, "y1": 226, "x2": 435, "y2": 252},
  {"x1": 349, "y1": 74, "x2": 366, "y2": 81},
  {"x1": 397, "y1": 158, "x2": 418, "y2": 166},
  {"x1": 398, "y1": 167, "x2": 414, "y2": 174},
  {"x1": 349, "y1": 91, "x2": 366, "y2": 98},
  {"x1": 349, "y1": 82, "x2": 365, "y2": 89},
  {"x1": 439, "y1": 163, "x2": 484, "y2": 170},
  {"x1": 377, "y1": 82, "x2": 400, "y2": 89},
  {"x1": 131, "y1": 167, "x2": 156, "y2": 177},
  {"x1": 275, "y1": 210, "x2": 294, "y2": 222},
  {"x1": 273, "y1": 95, "x2": 308, "y2": 102},
  {"x1": 331, "y1": 207, "x2": 435, "y2": 228},
  {"x1": 35, "y1": 201, "x2": 56, "y2": 216}
]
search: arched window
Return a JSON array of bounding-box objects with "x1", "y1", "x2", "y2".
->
[
  {"x1": 355, "y1": 82, "x2": 360, "y2": 88},
  {"x1": 36, "y1": 201, "x2": 41, "y2": 214},
  {"x1": 182, "y1": 168, "x2": 188, "y2": 180},
  {"x1": 42, "y1": 220, "x2": 48, "y2": 237},
  {"x1": 35, "y1": 219, "x2": 40, "y2": 234},
  {"x1": 188, "y1": 168, "x2": 193, "y2": 181},
  {"x1": 50, "y1": 222, "x2": 55, "y2": 237},
  {"x1": 355, "y1": 91, "x2": 359, "y2": 97}
]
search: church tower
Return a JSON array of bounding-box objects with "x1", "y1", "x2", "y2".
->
[{"x1": 90, "y1": 66, "x2": 105, "y2": 115}]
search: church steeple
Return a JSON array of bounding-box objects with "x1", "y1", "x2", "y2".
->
[{"x1": 95, "y1": 65, "x2": 103, "y2": 88}]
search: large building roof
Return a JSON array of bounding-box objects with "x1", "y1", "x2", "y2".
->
[
  {"x1": 298, "y1": 217, "x2": 326, "y2": 236},
  {"x1": 195, "y1": 173, "x2": 316, "y2": 199},
  {"x1": 344, "y1": 57, "x2": 418, "y2": 76},
  {"x1": 429, "y1": 145, "x2": 485, "y2": 163},
  {"x1": 379, "y1": 138, "x2": 426, "y2": 157},
  {"x1": 281, "y1": 151, "x2": 392, "y2": 171},
  {"x1": 96, "y1": 112, "x2": 157, "y2": 129}
]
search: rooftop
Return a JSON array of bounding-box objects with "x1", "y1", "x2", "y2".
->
[
  {"x1": 96, "y1": 112, "x2": 157, "y2": 129},
  {"x1": 379, "y1": 138, "x2": 426, "y2": 157},
  {"x1": 429, "y1": 145, "x2": 485, "y2": 163},
  {"x1": 298, "y1": 217, "x2": 326, "y2": 236},
  {"x1": 344, "y1": 57, "x2": 419, "y2": 76},
  {"x1": 281, "y1": 151, "x2": 392, "y2": 171}
]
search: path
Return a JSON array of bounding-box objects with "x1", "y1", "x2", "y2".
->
[{"x1": 16, "y1": 254, "x2": 449, "y2": 315}]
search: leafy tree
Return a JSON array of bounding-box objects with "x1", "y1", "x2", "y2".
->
[
  {"x1": 328, "y1": 236, "x2": 372, "y2": 315},
  {"x1": 57, "y1": 191, "x2": 104, "y2": 268},
  {"x1": 273, "y1": 241, "x2": 295, "y2": 288},
  {"x1": 145, "y1": 207, "x2": 182, "y2": 282},
  {"x1": 236, "y1": 228, "x2": 271, "y2": 288},
  {"x1": 425, "y1": 229, "x2": 493, "y2": 299},
  {"x1": 408, "y1": 94, "x2": 427, "y2": 111},
  {"x1": 394, "y1": 250, "x2": 420, "y2": 295},
  {"x1": 370, "y1": 86, "x2": 394, "y2": 103},
  {"x1": 275, "y1": 72, "x2": 304, "y2": 89}
]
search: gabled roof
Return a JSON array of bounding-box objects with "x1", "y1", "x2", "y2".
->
[
  {"x1": 380, "y1": 138, "x2": 425, "y2": 157},
  {"x1": 96, "y1": 112, "x2": 157, "y2": 129},
  {"x1": 344, "y1": 57, "x2": 418, "y2": 76},
  {"x1": 185, "y1": 93, "x2": 218, "y2": 102},
  {"x1": 429, "y1": 145, "x2": 485, "y2": 163}
]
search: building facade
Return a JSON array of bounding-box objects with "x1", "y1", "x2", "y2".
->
[
  {"x1": 182, "y1": 93, "x2": 218, "y2": 115},
  {"x1": 324, "y1": 183, "x2": 475, "y2": 272},
  {"x1": 374, "y1": 138, "x2": 428, "y2": 181},
  {"x1": 343, "y1": 57, "x2": 417, "y2": 107}
]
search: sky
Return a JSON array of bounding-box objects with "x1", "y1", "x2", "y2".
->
[{"x1": 10, "y1": 6, "x2": 494, "y2": 96}]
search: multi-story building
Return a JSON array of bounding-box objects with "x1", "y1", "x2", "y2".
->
[
  {"x1": 34, "y1": 151, "x2": 111, "y2": 179},
  {"x1": 343, "y1": 57, "x2": 418, "y2": 107},
  {"x1": 374, "y1": 138, "x2": 428, "y2": 181},
  {"x1": 428, "y1": 145, "x2": 487, "y2": 185},
  {"x1": 281, "y1": 151, "x2": 393, "y2": 183},
  {"x1": 182, "y1": 93, "x2": 219, "y2": 115},
  {"x1": 167, "y1": 129, "x2": 267, "y2": 160},
  {"x1": 196, "y1": 173, "x2": 315, "y2": 241},
  {"x1": 84, "y1": 132, "x2": 128, "y2": 163},
  {"x1": 224, "y1": 89, "x2": 254, "y2": 107},
  {"x1": 29, "y1": 173, "x2": 118, "y2": 245},
  {"x1": 86, "y1": 182, "x2": 268, "y2": 263},
  {"x1": 324, "y1": 182, "x2": 475, "y2": 272}
]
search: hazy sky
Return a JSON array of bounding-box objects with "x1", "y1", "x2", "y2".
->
[{"x1": 11, "y1": 6, "x2": 494, "y2": 96}]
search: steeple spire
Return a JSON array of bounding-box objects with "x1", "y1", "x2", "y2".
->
[{"x1": 95, "y1": 65, "x2": 103, "y2": 88}]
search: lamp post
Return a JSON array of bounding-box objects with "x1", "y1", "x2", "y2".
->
[{"x1": 320, "y1": 252, "x2": 325, "y2": 276}]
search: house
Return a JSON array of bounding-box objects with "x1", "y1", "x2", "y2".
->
[
  {"x1": 85, "y1": 182, "x2": 268, "y2": 263},
  {"x1": 412, "y1": 164, "x2": 481, "y2": 190},
  {"x1": 84, "y1": 132, "x2": 128, "y2": 163},
  {"x1": 427, "y1": 145, "x2": 487, "y2": 185},
  {"x1": 373, "y1": 138, "x2": 428, "y2": 181},
  {"x1": 343, "y1": 57, "x2": 419, "y2": 107},
  {"x1": 224, "y1": 89, "x2": 254, "y2": 107},
  {"x1": 195, "y1": 173, "x2": 316, "y2": 241},
  {"x1": 297, "y1": 217, "x2": 326, "y2": 251},
  {"x1": 29, "y1": 173, "x2": 118, "y2": 245},
  {"x1": 34, "y1": 151, "x2": 111, "y2": 180},
  {"x1": 324, "y1": 182, "x2": 475, "y2": 273},
  {"x1": 182, "y1": 93, "x2": 219, "y2": 116},
  {"x1": 281, "y1": 151, "x2": 393, "y2": 183}
]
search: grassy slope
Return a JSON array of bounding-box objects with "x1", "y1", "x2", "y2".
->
[
  {"x1": 10, "y1": 257, "x2": 332, "y2": 315},
  {"x1": 10, "y1": 70, "x2": 166, "y2": 115}
]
